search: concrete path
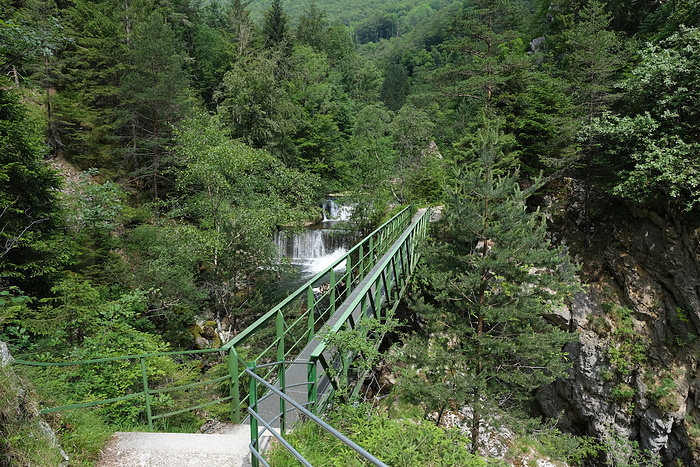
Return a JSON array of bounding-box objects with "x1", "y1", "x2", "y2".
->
[{"x1": 96, "y1": 424, "x2": 260, "y2": 467}]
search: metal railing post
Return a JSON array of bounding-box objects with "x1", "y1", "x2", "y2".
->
[
  {"x1": 276, "y1": 310, "x2": 285, "y2": 364},
  {"x1": 249, "y1": 362, "x2": 259, "y2": 467},
  {"x1": 307, "y1": 286, "x2": 315, "y2": 343},
  {"x1": 279, "y1": 359, "x2": 286, "y2": 433},
  {"x1": 359, "y1": 244, "x2": 365, "y2": 279},
  {"x1": 308, "y1": 360, "x2": 317, "y2": 407},
  {"x1": 140, "y1": 357, "x2": 153, "y2": 431},
  {"x1": 229, "y1": 347, "x2": 240, "y2": 423},
  {"x1": 329, "y1": 268, "x2": 336, "y2": 317},
  {"x1": 276, "y1": 311, "x2": 286, "y2": 432}
]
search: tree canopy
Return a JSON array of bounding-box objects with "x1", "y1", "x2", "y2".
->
[{"x1": 1, "y1": 0, "x2": 697, "y2": 463}]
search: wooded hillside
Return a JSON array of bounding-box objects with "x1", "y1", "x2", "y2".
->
[{"x1": 2, "y1": 0, "x2": 700, "y2": 465}]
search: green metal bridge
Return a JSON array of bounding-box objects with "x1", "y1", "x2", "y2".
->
[{"x1": 15, "y1": 206, "x2": 430, "y2": 466}]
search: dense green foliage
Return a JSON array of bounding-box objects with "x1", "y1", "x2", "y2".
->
[
  {"x1": 2, "y1": 0, "x2": 699, "y2": 464},
  {"x1": 267, "y1": 402, "x2": 495, "y2": 466},
  {"x1": 0, "y1": 88, "x2": 64, "y2": 296},
  {"x1": 394, "y1": 125, "x2": 580, "y2": 453}
]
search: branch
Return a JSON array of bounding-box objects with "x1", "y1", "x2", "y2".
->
[
  {"x1": 1, "y1": 214, "x2": 49, "y2": 258},
  {"x1": 1, "y1": 198, "x2": 51, "y2": 257}
]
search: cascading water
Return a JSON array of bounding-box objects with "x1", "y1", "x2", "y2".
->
[
  {"x1": 275, "y1": 199, "x2": 356, "y2": 276},
  {"x1": 322, "y1": 198, "x2": 353, "y2": 222}
]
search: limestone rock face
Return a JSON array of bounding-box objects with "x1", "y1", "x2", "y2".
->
[
  {"x1": 537, "y1": 179, "x2": 700, "y2": 466},
  {"x1": 0, "y1": 340, "x2": 13, "y2": 367}
]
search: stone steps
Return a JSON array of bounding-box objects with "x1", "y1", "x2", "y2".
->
[{"x1": 96, "y1": 425, "x2": 260, "y2": 467}]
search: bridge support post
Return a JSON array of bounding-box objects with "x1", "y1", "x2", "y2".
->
[
  {"x1": 346, "y1": 255, "x2": 352, "y2": 290},
  {"x1": 276, "y1": 312, "x2": 286, "y2": 432},
  {"x1": 307, "y1": 286, "x2": 315, "y2": 343},
  {"x1": 308, "y1": 360, "x2": 317, "y2": 408},
  {"x1": 329, "y1": 268, "x2": 337, "y2": 318},
  {"x1": 359, "y1": 244, "x2": 365, "y2": 279}
]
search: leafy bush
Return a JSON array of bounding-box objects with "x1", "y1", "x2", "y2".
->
[
  {"x1": 603, "y1": 304, "x2": 646, "y2": 376},
  {"x1": 266, "y1": 403, "x2": 496, "y2": 466},
  {"x1": 527, "y1": 430, "x2": 602, "y2": 466}
]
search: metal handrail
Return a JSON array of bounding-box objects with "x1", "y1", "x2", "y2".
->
[
  {"x1": 243, "y1": 209, "x2": 430, "y2": 466},
  {"x1": 309, "y1": 208, "x2": 430, "y2": 406},
  {"x1": 246, "y1": 363, "x2": 389, "y2": 467},
  {"x1": 12, "y1": 206, "x2": 417, "y2": 427},
  {"x1": 220, "y1": 206, "x2": 413, "y2": 351}
]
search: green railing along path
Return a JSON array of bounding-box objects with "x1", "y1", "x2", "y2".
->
[
  {"x1": 247, "y1": 207, "x2": 429, "y2": 467},
  {"x1": 13, "y1": 207, "x2": 427, "y2": 428}
]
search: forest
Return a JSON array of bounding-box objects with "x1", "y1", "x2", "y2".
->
[{"x1": 1, "y1": 0, "x2": 700, "y2": 465}]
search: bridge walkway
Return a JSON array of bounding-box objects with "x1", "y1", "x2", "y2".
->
[{"x1": 251, "y1": 208, "x2": 427, "y2": 431}]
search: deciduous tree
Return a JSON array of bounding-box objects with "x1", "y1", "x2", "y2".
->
[
  {"x1": 169, "y1": 114, "x2": 318, "y2": 323},
  {"x1": 593, "y1": 26, "x2": 700, "y2": 210}
]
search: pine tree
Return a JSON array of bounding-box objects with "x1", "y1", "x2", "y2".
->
[
  {"x1": 561, "y1": 0, "x2": 624, "y2": 152},
  {"x1": 443, "y1": 0, "x2": 526, "y2": 112},
  {"x1": 0, "y1": 87, "x2": 65, "y2": 296},
  {"x1": 262, "y1": 0, "x2": 289, "y2": 50},
  {"x1": 119, "y1": 11, "x2": 193, "y2": 199},
  {"x1": 396, "y1": 124, "x2": 580, "y2": 454},
  {"x1": 558, "y1": 0, "x2": 626, "y2": 243}
]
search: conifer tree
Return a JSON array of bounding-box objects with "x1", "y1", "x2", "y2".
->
[
  {"x1": 119, "y1": 11, "x2": 193, "y2": 199},
  {"x1": 558, "y1": 0, "x2": 625, "y2": 243},
  {"x1": 396, "y1": 124, "x2": 580, "y2": 454},
  {"x1": 263, "y1": 0, "x2": 289, "y2": 50},
  {"x1": 296, "y1": 1, "x2": 327, "y2": 51},
  {"x1": 0, "y1": 87, "x2": 65, "y2": 296},
  {"x1": 443, "y1": 0, "x2": 526, "y2": 112},
  {"x1": 561, "y1": 0, "x2": 624, "y2": 153}
]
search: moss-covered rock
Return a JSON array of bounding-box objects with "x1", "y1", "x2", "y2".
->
[{"x1": 1, "y1": 341, "x2": 67, "y2": 466}]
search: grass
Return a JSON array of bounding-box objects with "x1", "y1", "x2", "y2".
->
[
  {"x1": 0, "y1": 364, "x2": 67, "y2": 466},
  {"x1": 265, "y1": 402, "x2": 496, "y2": 466}
]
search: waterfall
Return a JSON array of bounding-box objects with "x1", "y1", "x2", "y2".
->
[
  {"x1": 275, "y1": 199, "x2": 357, "y2": 275},
  {"x1": 275, "y1": 229, "x2": 328, "y2": 261},
  {"x1": 323, "y1": 199, "x2": 353, "y2": 222},
  {"x1": 275, "y1": 229, "x2": 351, "y2": 264}
]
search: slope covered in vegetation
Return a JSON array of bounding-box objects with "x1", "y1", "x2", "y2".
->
[{"x1": 2, "y1": 0, "x2": 700, "y2": 465}]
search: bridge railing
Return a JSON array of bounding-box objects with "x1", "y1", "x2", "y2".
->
[
  {"x1": 307, "y1": 207, "x2": 430, "y2": 411},
  {"x1": 246, "y1": 361, "x2": 388, "y2": 467},
  {"x1": 245, "y1": 208, "x2": 429, "y2": 466},
  {"x1": 13, "y1": 206, "x2": 415, "y2": 428},
  {"x1": 223, "y1": 206, "x2": 414, "y2": 422}
]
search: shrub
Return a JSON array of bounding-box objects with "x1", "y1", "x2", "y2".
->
[{"x1": 266, "y1": 402, "x2": 498, "y2": 466}]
